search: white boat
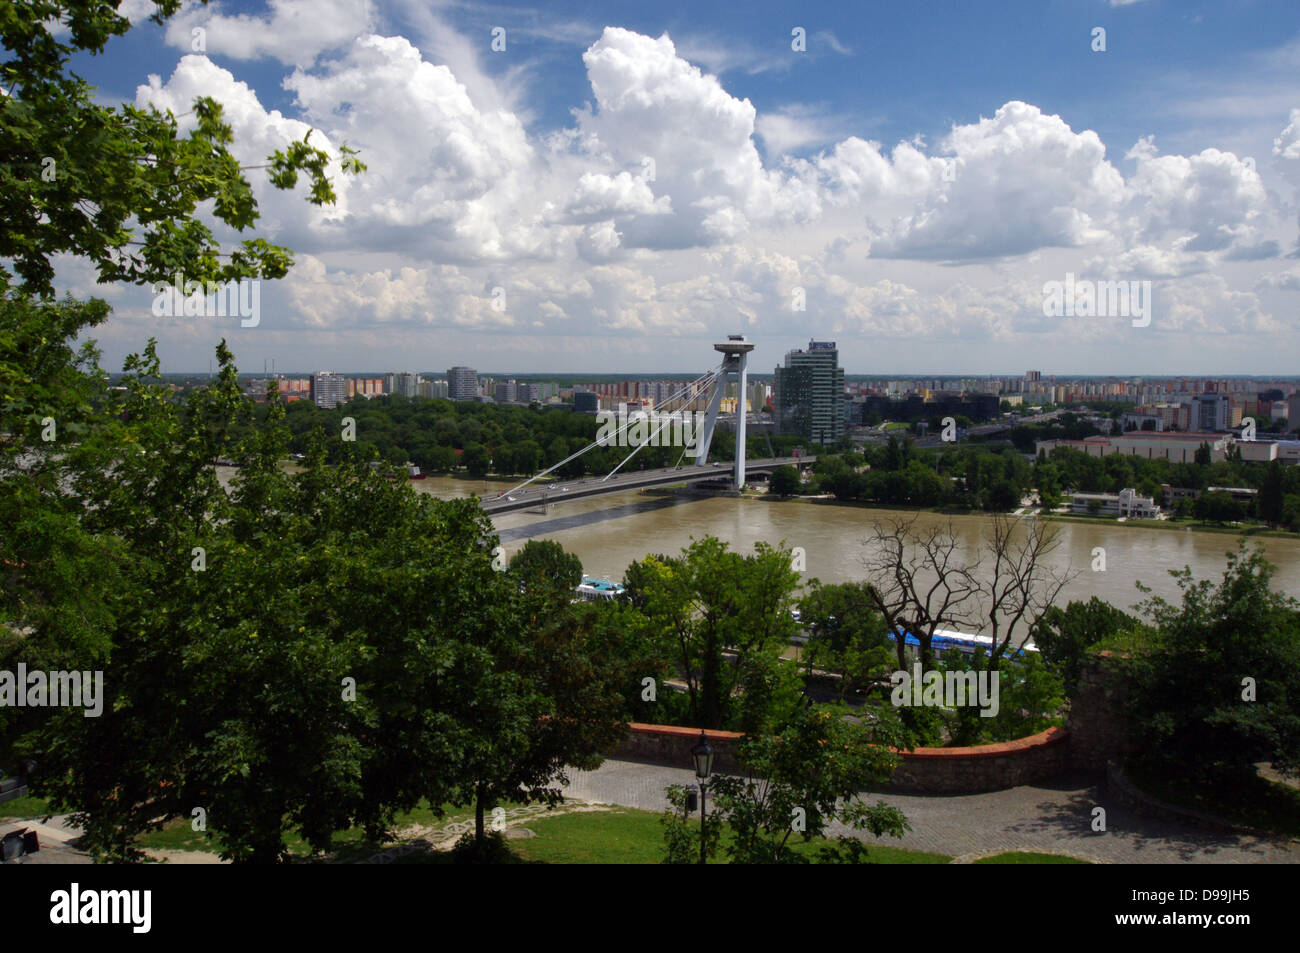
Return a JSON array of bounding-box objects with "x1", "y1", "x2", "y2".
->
[{"x1": 575, "y1": 576, "x2": 625, "y2": 602}]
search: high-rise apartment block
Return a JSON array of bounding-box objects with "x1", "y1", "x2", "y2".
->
[
  {"x1": 447, "y1": 366, "x2": 479, "y2": 401},
  {"x1": 774, "y1": 341, "x2": 844, "y2": 446},
  {"x1": 390, "y1": 372, "x2": 420, "y2": 398},
  {"x1": 310, "y1": 371, "x2": 347, "y2": 409},
  {"x1": 1194, "y1": 393, "x2": 1231, "y2": 432}
]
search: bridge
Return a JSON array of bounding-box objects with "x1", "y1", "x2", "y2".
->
[
  {"x1": 480, "y1": 456, "x2": 813, "y2": 515},
  {"x1": 480, "y1": 336, "x2": 815, "y2": 515}
]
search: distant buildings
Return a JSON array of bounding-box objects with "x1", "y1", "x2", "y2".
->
[
  {"x1": 573, "y1": 390, "x2": 600, "y2": 414},
  {"x1": 1036, "y1": 432, "x2": 1231, "y2": 463},
  {"x1": 347, "y1": 378, "x2": 384, "y2": 399},
  {"x1": 309, "y1": 371, "x2": 347, "y2": 409},
  {"x1": 774, "y1": 341, "x2": 844, "y2": 446},
  {"x1": 447, "y1": 366, "x2": 479, "y2": 401}
]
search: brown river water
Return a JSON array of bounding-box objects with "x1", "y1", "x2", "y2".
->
[{"x1": 414, "y1": 476, "x2": 1300, "y2": 613}]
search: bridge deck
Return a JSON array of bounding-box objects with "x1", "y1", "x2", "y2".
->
[{"x1": 479, "y1": 456, "x2": 812, "y2": 515}]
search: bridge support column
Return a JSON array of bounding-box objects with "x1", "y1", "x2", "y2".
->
[{"x1": 694, "y1": 335, "x2": 755, "y2": 491}]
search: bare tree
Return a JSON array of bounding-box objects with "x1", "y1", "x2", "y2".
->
[
  {"x1": 860, "y1": 514, "x2": 1076, "y2": 673},
  {"x1": 982, "y1": 513, "x2": 1076, "y2": 669},
  {"x1": 860, "y1": 517, "x2": 981, "y2": 671}
]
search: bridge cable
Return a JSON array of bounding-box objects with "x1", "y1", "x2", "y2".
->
[
  {"x1": 497, "y1": 362, "x2": 724, "y2": 498},
  {"x1": 601, "y1": 369, "x2": 722, "y2": 481}
]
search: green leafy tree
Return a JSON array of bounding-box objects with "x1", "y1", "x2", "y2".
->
[
  {"x1": 1258, "y1": 462, "x2": 1285, "y2": 527},
  {"x1": 1030, "y1": 597, "x2": 1141, "y2": 696},
  {"x1": 682, "y1": 705, "x2": 909, "y2": 864},
  {"x1": 9, "y1": 340, "x2": 512, "y2": 861},
  {"x1": 444, "y1": 581, "x2": 629, "y2": 854},
  {"x1": 509, "y1": 539, "x2": 584, "y2": 597},
  {"x1": 1, "y1": 0, "x2": 365, "y2": 297},
  {"x1": 1194, "y1": 490, "x2": 1243, "y2": 524},
  {"x1": 797, "y1": 581, "x2": 891, "y2": 699},
  {"x1": 768, "y1": 465, "x2": 801, "y2": 496},
  {"x1": 1127, "y1": 544, "x2": 1300, "y2": 782},
  {"x1": 626, "y1": 537, "x2": 800, "y2": 730}
]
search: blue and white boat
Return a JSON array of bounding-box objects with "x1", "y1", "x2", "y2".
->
[{"x1": 575, "y1": 576, "x2": 626, "y2": 602}]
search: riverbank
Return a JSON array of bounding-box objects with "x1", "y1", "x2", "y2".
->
[
  {"x1": 745, "y1": 491, "x2": 1300, "y2": 541},
  {"x1": 1040, "y1": 512, "x2": 1300, "y2": 540}
]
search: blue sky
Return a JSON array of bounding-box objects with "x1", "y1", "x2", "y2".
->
[{"x1": 48, "y1": 0, "x2": 1300, "y2": 374}]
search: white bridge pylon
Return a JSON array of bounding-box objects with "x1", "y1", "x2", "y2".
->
[{"x1": 694, "y1": 334, "x2": 754, "y2": 490}]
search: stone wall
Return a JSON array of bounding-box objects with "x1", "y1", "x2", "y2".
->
[
  {"x1": 611, "y1": 722, "x2": 742, "y2": 773},
  {"x1": 606, "y1": 653, "x2": 1137, "y2": 792},
  {"x1": 1066, "y1": 653, "x2": 1135, "y2": 774},
  {"x1": 885, "y1": 727, "x2": 1071, "y2": 794}
]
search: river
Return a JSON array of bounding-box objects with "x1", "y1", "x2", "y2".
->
[
  {"x1": 216, "y1": 467, "x2": 1300, "y2": 612},
  {"x1": 411, "y1": 475, "x2": 1300, "y2": 613}
]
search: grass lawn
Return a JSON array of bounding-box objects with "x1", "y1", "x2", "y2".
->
[
  {"x1": 397, "y1": 803, "x2": 951, "y2": 864},
  {"x1": 9, "y1": 794, "x2": 957, "y2": 863},
  {"x1": 138, "y1": 799, "x2": 952, "y2": 864},
  {"x1": 1127, "y1": 761, "x2": 1300, "y2": 839},
  {"x1": 973, "y1": 851, "x2": 1089, "y2": 864},
  {"x1": 0, "y1": 794, "x2": 52, "y2": 822}
]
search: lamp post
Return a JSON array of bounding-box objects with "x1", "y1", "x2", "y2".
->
[{"x1": 690, "y1": 730, "x2": 714, "y2": 865}]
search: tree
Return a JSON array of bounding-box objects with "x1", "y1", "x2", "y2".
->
[
  {"x1": 981, "y1": 514, "x2": 1075, "y2": 668},
  {"x1": 462, "y1": 442, "x2": 491, "y2": 477},
  {"x1": 1259, "y1": 462, "x2": 1285, "y2": 528},
  {"x1": 983, "y1": 478, "x2": 1020, "y2": 512},
  {"x1": 798, "y1": 581, "x2": 891, "y2": 698},
  {"x1": 860, "y1": 517, "x2": 981, "y2": 672},
  {"x1": 1194, "y1": 490, "x2": 1243, "y2": 524},
  {"x1": 1127, "y1": 545, "x2": 1300, "y2": 782},
  {"x1": 1, "y1": 0, "x2": 364, "y2": 297},
  {"x1": 509, "y1": 539, "x2": 583, "y2": 597},
  {"x1": 444, "y1": 585, "x2": 629, "y2": 855},
  {"x1": 663, "y1": 704, "x2": 909, "y2": 864},
  {"x1": 9, "y1": 341, "x2": 508, "y2": 861},
  {"x1": 626, "y1": 538, "x2": 800, "y2": 730},
  {"x1": 1031, "y1": 597, "x2": 1141, "y2": 695},
  {"x1": 768, "y1": 465, "x2": 801, "y2": 497}
]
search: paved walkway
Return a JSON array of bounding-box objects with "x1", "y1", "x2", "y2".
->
[{"x1": 562, "y1": 758, "x2": 1300, "y2": 864}]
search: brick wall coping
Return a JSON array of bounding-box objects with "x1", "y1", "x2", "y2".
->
[
  {"x1": 893, "y1": 726, "x2": 1069, "y2": 760},
  {"x1": 624, "y1": 721, "x2": 1067, "y2": 760},
  {"x1": 626, "y1": 722, "x2": 743, "y2": 741}
]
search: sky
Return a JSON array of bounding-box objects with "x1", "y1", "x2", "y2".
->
[{"x1": 45, "y1": 0, "x2": 1300, "y2": 375}]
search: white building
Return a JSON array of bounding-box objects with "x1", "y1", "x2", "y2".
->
[{"x1": 1070, "y1": 487, "x2": 1160, "y2": 518}]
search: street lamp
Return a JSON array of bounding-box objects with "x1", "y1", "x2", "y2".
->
[{"x1": 690, "y1": 730, "x2": 714, "y2": 865}]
